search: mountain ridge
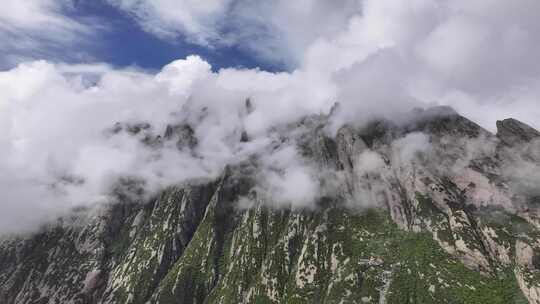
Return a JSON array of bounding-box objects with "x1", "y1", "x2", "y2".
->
[{"x1": 1, "y1": 107, "x2": 539, "y2": 304}]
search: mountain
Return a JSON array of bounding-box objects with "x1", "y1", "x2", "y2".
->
[{"x1": 1, "y1": 107, "x2": 540, "y2": 304}]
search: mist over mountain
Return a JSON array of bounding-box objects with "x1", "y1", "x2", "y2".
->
[
  {"x1": 2, "y1": 107, "x2": 540, "y2": 303},
  {"x1": 1, "y1": 0, "x2": 540, "y2": 303}
]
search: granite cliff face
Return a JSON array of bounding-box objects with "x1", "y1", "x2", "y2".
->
[{"x1": 1, "y1": 107, "x2": 539, "y2": 304}]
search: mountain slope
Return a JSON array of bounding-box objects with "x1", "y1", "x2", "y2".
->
[{"x1": 1, "y1": 107, "x2": 539, "y2": 304}]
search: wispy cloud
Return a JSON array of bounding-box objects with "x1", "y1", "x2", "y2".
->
[
  {"x1": 105, "y1": 0, "x2": 361, "y2": 66},
  {"x1": 0, "y1": 0, "x2": 100, "y2": 68}
]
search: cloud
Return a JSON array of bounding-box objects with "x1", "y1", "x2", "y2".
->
[
  {"x1": 391, "y1": 133, "x2": 431, "y2": 165},
  {"x1": 106, "y1": 0, "x2": 233, "y2": 45},
  {"x1": 0, "y1": 0, "x2": 101, "y2": 68},
  {"x1": 356, "y1": 150, "x2": 385, "y2": 175},
  {"x1": 107, "y1": 0, "x2": 361, "y2": 66},
  {"x1": 1, "y1": 0, "x2": 540, "y2": 234},
  {"x1": 0, "y1": 55, "x2": 334, "y2": 233},
  {"x1": 258, "y1": 145, "x2": 319, "y2": 208},
  {"x1": 0, "y1": 57, "x2": 214, "y2": 233},
  {"x1": 500, "y1": 139, "x2": 540, "y2": 199},
  {"x1": 107, "y1": 0, "x2": 540, "y2": 132}
]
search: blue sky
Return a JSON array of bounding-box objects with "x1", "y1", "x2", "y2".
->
[
  {"x1": 0, "y1": 1, "x2": 358, "y2": 72},
  {"x1": 62, "y1": 1, "x2": 283, "y2": 72},
  {"x1": 0, "y1": 0, "x2": 284, "y2": 72}
]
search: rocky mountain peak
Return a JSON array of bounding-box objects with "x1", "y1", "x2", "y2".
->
[{"x1": 496, "y1": 118, "x2": 540, "y2": 147}]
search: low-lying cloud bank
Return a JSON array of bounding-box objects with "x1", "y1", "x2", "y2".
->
[{"x1": 2, "y1": 0, "x2": 540, "y2": 234}]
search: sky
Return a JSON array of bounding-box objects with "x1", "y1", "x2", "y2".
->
[
  {"x1": 1, "y1": 0, "x2": 540, "y2": 234},
  {"x1": 0, "y1": 0, "x2": 282, "y2": 71}
]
